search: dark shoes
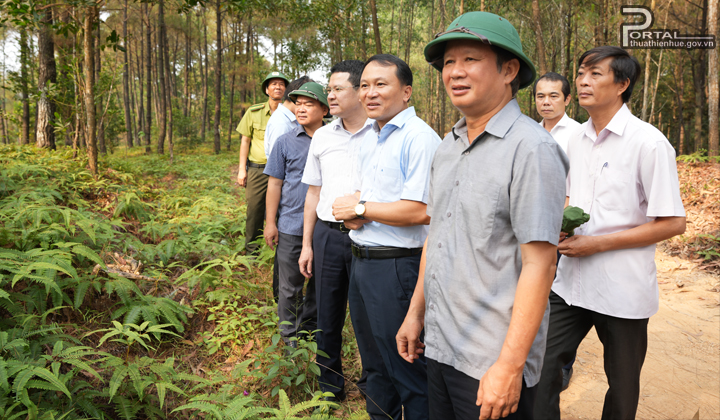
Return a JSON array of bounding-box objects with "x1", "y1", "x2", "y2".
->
[
  {"x1": 323, "y1": 389, "x2": 346, "y2": 402},
  {"x1": 561, "y1": 367, "x2": 573, "y2": 391}
]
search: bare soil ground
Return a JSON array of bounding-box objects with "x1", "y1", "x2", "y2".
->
[{"x1": 560, "y1": 250, "x2": 720, "y2": 420}]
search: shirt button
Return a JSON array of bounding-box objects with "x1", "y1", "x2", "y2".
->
[
  {"x1": 431, "y1": 274, "x2": 436, "y2": 279},
  {"x1": 455, "y1": 181, "x2": 459, "y2": 186},
  {"x1": 438, "y1": 242, "x2": 442, "y2": 248},
  {"x1": 429, "y1": 303, "x2": 435, "y2": 310},
  {"x1": 463, "y1": 151, "x2": 469, "y2": 156},
  {"x1": 447, "y1": 212, "x2": 451, "y2": 217}
]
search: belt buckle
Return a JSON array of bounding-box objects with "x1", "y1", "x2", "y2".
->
[{"x1": 339, "y1": 223, "x2": 350, "y2": 233}]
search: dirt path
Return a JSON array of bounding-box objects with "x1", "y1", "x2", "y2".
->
[{"x1": 560, "y1": 250, "x2": 720, "y2": 420}]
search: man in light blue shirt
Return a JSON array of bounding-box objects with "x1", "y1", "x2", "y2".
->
[{"x1": 332, "y1": 54, "x2": 441, "y2": 420}]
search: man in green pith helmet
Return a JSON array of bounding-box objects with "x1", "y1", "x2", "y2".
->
[
  {"x1": 264, "y1": 82, "x2": 329, "y2": 349},
  {"x1": 395, "y1": 11, "x2": 568, "y2": 420},
  {"x1": 236, "y1": 71, "x2": 290, "y2": 254}
]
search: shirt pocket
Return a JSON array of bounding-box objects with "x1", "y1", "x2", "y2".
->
[
  {"x1": 595, "y1": 168, "x2": 631, "y2": 211},
  {"x1": 461, "y1": 180, "x2": 500, "y2": 239},
  {"x1": 377, "y1": 166, "x2": 403, "y2": 199},
  {"x1": 252, "y1": 121, "x2": 266, "y2": 141}
]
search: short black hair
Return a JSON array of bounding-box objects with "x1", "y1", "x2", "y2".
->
[
  {"x1": 364, "y1": 54, "x2": 413, "y2": 87},
  {"x1": 578, "y1": 46, "x2": 640, "y2": 103},
  {"x1": 283, "y1": 75, "x2": 313, "y2": 102},
  {"x1": 533, "y1": 72, "x2": 571, "y2": 99},
  {"x1": 330, "y1": 60, "x2": 364, "y2": 89},
  {"x1": 490, "y1": 46, "x2": 520, "y2": 97}
]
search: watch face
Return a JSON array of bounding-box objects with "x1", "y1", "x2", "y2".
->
[{"x1": 355, "y1": 203, "x2": 365, "y2": 216}]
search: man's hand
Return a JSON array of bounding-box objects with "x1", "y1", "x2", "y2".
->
[
  {"x1": 264, "y1": 223, "x2": 279, "y2": 249},
  {"x1": 558, "y1": 234, "x2": 602, "y2": 257},
  {"x1": 237, "y1": 168, "x2": 247, "y2": 187},
  {"x1": 332, "y1": 194, "x2": 360, "y2": 221},
  {"x1": 396, "y1": 313, "x2": 425, "y2": 363},
  {"x1": 343, "y1": 219, "x2": 370, "y2": 230},
  {"x1": 559, "y1": 231, "x2": 568, "y2": 243},
  {"x1": 298, "y1": 246, "x2": 313, "y2": 278},
  {"x1": 476, "y1": 361, "x2": 523, "y2": 420}
]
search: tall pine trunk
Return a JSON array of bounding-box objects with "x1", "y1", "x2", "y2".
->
[
  {"x1": 95, "y1": 15, "x2": 106, "y2": 154},
  {"x1": 201, "y1": 9, "x2": 209, "y2": 142},
  {"x1": 213, "y1": 0, "x2": 222, "y2": 154},
  {"x1": 84, "y1": 8, "x2": 98, "y2": 175},
  {"x1": 156, "y1": 0, "x2": 167, "y2": 154},
  {"x1": 122, "y1": 0, "x2": 133, "y2": 147},
  {"x1": 184, "y1": 13, "x2": 190, "y2": 118},
  {"x1": 20, "y1": 29, "x2": 30, "y2": 145},
  {"x1": 161, "y1": 0, "x2": 174, "y2": 162},
  {"x1": 369, "y1": 0, "x2": 382, "y2": 54},
  {"x1": 708, "y1": 0, "x2": 719, "y2": 157},
  {"x1": 36, "y1": 5, "x2": 57, "y2": 150},
  {"x1": 145, "y1": 3, "x2": 152, "y2": 153},
  {"x1": 531, "y1": 0, "x2": 548, "y2": 75}
]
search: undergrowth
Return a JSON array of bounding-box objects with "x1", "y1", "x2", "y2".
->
[{"x1": 0, "y1": 144, "x2": 363, "y2": 419}]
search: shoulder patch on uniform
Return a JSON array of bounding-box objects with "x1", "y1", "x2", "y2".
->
[{"x1": 248, "y1": 103, "x2": 265, "y2": 112}]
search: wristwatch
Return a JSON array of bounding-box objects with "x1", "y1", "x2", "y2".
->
[{"x1": 354, "y1": 200, "x2": 367, "y2": 219}]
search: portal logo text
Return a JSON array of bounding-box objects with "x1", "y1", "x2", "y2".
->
[{"x1": 621, "y1": 6, "x2": 716, "y2": 49}]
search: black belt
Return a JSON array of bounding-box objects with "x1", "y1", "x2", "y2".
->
[
  {"x1": 324, "y1": 220, "x2": 350, "y2": 233},
  {"x1": 351, "y1": 243, "x2": 423, "y2": 260},
  {"x1": 247, "y1": 162, "x2": 266, "y2": 169}
]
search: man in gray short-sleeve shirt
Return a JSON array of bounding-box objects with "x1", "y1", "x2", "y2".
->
[{"x1": 397, "y1": 12, "x2": 568, "y2": 420}]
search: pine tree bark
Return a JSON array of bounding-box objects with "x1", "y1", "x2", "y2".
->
[
  {"x1": 531, "y1": 0, "x2": 548, "y2": 75},
  {"x1": 95, "y1": 13, "x2": 106, "y2": 155},
  {"x1": 184, "y1": 12, "x2": 190, "y2": 118},
  {"x1": 201, "y1": 9, "x2": 209, "y2": 142},
  {"x1": 369, "y1": 0, "x2": 382, "y2": 54},
  {"x1": 122, "y1": 0, "x2": 133, "y2": 147},
  {"x1": 161, "y1": 0, "x2": 174, "y2": 162},
  {"x1": 19, "y1": 29, "x2": 30, "y2": 145},
  {"x1": 84, "y1": 7, "x2": 98, "y2": 175},
  {"x1": 36, "y1": 5, "x2": 57, "y2": 150},
  {"x1": 145, "y1": 3, "x2": 152, "y2": 153},
  {"x1": 227, "y1": 20, "x2": 238, "y2": 151},
  {"x1": 708, "y1": 0, "x2": 719, "y2": 157},
  {"x1": 213, "y1": 0, "x2": 222, "y2": 154},
  {"x1": 156, "y1": 0, "x2": 167, "y2": 154}
]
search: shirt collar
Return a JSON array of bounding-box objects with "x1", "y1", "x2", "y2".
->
[
  {"x1": 293, "y1": 123, "x2": 322, "y2": 138},
  {"x1": 585, "y1": 103, "x2": 631, "y2": 141},
  {"x1": 332, "y1": 117, "x2": 375, "y2": 133},
  {"x1": 452, "y1": 99, "x2": 521, "y2": 142},
  {"x1": 262, "y1": 101, "x2": 273, "y2": 116},
  {"x1": 372, "y1": 106, "x2": 416, "y2": 133},
  {"x1": 278, "y1": 103, "x2": 296, "y2": 122}
]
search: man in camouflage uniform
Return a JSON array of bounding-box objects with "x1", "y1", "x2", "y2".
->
[{"x1": 236, "y1": 71, "x2": 290, "y2": 254}]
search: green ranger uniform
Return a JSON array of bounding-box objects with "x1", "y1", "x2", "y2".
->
[
  {"x1": 237, "y1": 102, "x2": 272, "y2": 164},
  {"x1": 237, "y1": 71, "x2": 290, "y2": 253},
  {"x1": 237, "y1": 101, "x2": 273, "y2": 253}
]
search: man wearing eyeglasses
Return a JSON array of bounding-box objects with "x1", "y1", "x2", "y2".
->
[
  {"x1": 299, "y1": 60, "x2": 373, "y2": 402},
  {"x1": 332, "y1": 54, "x2": 441, "y2": 420},
  {"x1": 396, "y1": 13, "x2": 568, "y2": 420}
]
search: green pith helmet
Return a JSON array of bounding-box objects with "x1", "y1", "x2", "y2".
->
[
  {"x1": 289, "y1": 82, "x2": 330, "y2": 109},
  {"x1": 261, "y1": 71, "x2": 290, "y2": 96},
  {"x1": 424, "y1": 11, "x2": 536, "y2": 89}
]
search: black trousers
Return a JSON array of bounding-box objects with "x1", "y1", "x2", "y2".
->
[
  {"x1": 428, "y1": 358, "x2": 536, "y2": 420},
  {"x1": 349, "y1": 253, "x2": 428, "y2": 420},
  {"x1": 313, "y1": 220, "x2": 352, "y2": 394},
  {"x1": 534, "y1": 291, "x2": 648, "y2": 420}
]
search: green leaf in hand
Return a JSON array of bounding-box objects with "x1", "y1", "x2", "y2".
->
[{"x1": 561, "y1": 206, "x2": 590, "y2": 237}]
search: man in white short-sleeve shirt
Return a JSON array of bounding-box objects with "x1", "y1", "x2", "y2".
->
[
  {"x1": 298, "y1": 60, "x2": 372, "y2": 402},
  {"x1": 535, "y1": 46, "x2": 686, "y2": 420},
  {"x1": 534, "y1": 72, "x2": 581, "y2": 154}
]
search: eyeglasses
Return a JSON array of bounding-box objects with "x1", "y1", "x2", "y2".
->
[
  {"x1": 324, "y1": 85, "x2": 357, "y2": 95},
  {"x1": 433, "y1": 26, "x2": 491, "y2": 44}
]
